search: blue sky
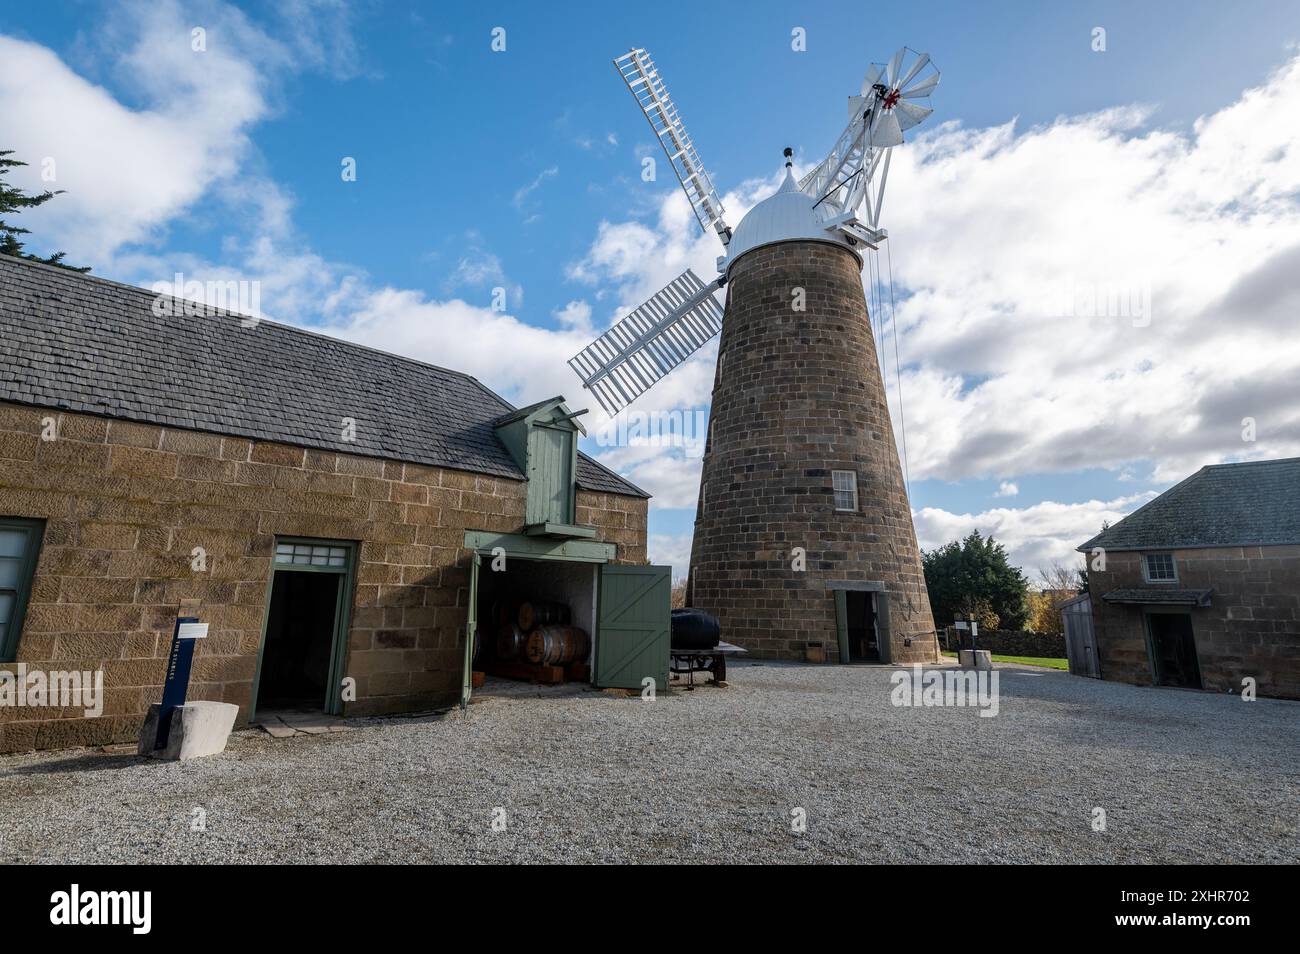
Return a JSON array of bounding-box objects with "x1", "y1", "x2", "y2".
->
[{"x1": 4, "y1": 0, "x2": 1300, "y2": 579}]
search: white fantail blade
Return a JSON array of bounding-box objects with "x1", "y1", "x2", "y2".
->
[
  {"x1": 614, "y1": 49, "x2": 731, "y2": 247},
  {"x1": 898, "y1": 51, "x2": 931, "y2": 89},
  {"x1": 885, "y1": 49, "x2": 905, "y2": 88},
  {"x1": 802, "y1": 47, "x2": 938, "y2": 225},
  {"x1": 871, "y1": 111, "x2": 904, "y2": 147},
  {"x1": 894, "y1": 100, "x2": 933, "y2": 131},
  {"x1": 859, "y1": 63, "x2": 885, "y2": 96},
  {"x1": 900, "y1": 71, "x2": 940, "y2": 98},
  {"x1": 567, "y1": 269, "x2": 724, "y2": 416}
]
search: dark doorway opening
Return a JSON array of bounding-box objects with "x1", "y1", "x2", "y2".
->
[
  {"x1": 256, "y1": 571, "x2": 341, "y2": 710},
  {"x1": 1148, "y1": 613, "x2": 1201, "y2": 689},
  {"x1": 846, "y1": 591, "x2": 881, "y2": 662}
]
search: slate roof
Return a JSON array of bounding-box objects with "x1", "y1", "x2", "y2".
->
[
  {"x1": 1079, "y1": 458, "x2": 1300, "y2": 552},
  {"x1": 0, "y1": 255, "x2": 648, "y2": 498}
]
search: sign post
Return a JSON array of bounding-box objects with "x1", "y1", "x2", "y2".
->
[{"x1": 156, "y1": 616, "x2": 208, "y2": 750}]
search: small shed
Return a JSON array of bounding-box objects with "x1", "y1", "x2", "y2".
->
[{"x1": 1060, "y1": 593, "x2": 1099, "y2": 678}]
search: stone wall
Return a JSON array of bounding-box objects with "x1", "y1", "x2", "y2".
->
[
  {"x1": 687, "y1": 240, "x2": 937, "y2": 664},
  {"x1": 1090, "y1": 547, "x2": 1300, "y2": 699},
  {"x1": 942, "y1": 627, "x2": 1067, "y2": 658},
  {"x1": 0, "y1": 401, "x2": 647, "y2": 752}
]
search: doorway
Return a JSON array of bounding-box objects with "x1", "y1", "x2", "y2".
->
[
  {"x1": 253, "y1": 538, "x2": 357, "y2": 718},
  {"x1": 1146, "y1": 612, "x2": 1202, "y2": 689},
  {"x1": 846, "y1": 591, "x2": 881, "y2": 662},
  {"x1": 833, "y1": 585, "x2": 890, "y2": 664}
]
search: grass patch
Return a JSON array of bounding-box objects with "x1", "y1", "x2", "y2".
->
[{"x1": 941, "y1": 651, "x2": 1069, "y2": 671}]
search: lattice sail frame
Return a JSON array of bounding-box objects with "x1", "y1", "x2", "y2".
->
[
  {"x1": 567, "y1": 269, "x2": 723, "y2": 416},
  {"x1": 615, "y1": 49, "x2": 732, "y2": 246}
]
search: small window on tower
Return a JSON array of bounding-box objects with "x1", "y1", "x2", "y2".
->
[
  {"x1": 832, "y1": 470, "x2": 859, "y2": 512},
  {"x1": 1143, "y1": 553, "x2": 1177, "y2": 582}
]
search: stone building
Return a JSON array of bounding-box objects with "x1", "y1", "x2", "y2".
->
[
  {"x1": 0, "y1": 256, "x2": 653, "y2": 753},
  {"x1": 1078, "y1": 458, "x2": 1300, "y2": 699},
  {"x1": 687, "y1": 169, "x2": 938, "y2": 664}
]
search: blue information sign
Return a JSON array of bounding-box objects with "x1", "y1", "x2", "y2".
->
[{"x1": 156, "y1": 616, "x2": 207, "y2": 749}]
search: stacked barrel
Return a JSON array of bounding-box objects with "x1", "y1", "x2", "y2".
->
[{"x1": 492, "y1": 599, "x2": 590, "y2": 677}]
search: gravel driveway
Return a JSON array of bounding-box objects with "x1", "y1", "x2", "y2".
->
[{"x1": 1, "y1": 661, "x2": 1295, "y2": 864}]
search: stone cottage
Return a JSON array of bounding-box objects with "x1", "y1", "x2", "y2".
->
[
  {"x1": 0, "y1": 255, "x2": 653, "y2": 752},
  {"x1": 1078, "y1": 458, "x2": 1300, "y2": 699}
]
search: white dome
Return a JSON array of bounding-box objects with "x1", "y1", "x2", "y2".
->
[{"x1": 723, "y1": 167, "x2": 856, "y2": 275}]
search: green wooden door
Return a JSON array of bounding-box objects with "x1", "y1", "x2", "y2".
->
[
  {"x1": 527, "y1": 424, "x2": 573, "y2": 525},
  {"x1": 461, "y1": 551, "x2": 480, "y2": 708},
  {"x1": 833, "y1": 589, "x2": 850, "y2": 663},
  {"x1": 595, "y1": 564, "x2": 672, "y2": 691}
]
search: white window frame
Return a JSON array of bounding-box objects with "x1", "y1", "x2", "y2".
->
[
  {"x1": 1142, "y1": 552, "x2": 1178, "y2": 583},
  {"x1": 832, "y1": 470, "x2": 859, "y2": 513}
]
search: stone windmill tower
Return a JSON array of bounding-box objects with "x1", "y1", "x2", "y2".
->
[{"x1": 568, "y1": 48, "x2": 940, "y2": 664}]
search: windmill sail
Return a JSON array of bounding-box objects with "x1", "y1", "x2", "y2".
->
[
  {"x1": 615, "y1": 49, "x2": 731, "y2": 245},
  {"x1": 567, "y1": 269, "x2": 723, "y2": 416}
]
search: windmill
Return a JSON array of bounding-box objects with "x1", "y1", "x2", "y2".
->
[
  {"x1": 568, "y1": 46, "x2": 943, "y2": 665},
  {"x1": 567, "y1": 47, "x2": 939, "y2": 416}
]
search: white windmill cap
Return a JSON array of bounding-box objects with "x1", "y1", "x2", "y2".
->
[{"x1": 723, "y1": 150, "x2": 857, "y2": 276}]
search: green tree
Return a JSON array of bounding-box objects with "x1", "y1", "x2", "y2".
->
[
  {"x1": 0, "y1": 151, "x2": 89, "y2": 272},
  {"x1": 922, "y1": 530, "x2": 1030, "y2": 631}
]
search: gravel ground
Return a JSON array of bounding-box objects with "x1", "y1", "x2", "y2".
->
[{"x1": 1, "y1": 661, "x2": 1296, "y2": 864}]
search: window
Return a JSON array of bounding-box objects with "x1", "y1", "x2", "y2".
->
[
  {"x1": 275, "y1": 542, "x2": 349, "y2": 568},
  {"x1": 832, "y1": 470, "x2": 859, "y2": 512},
  {"x1": 1143, "y1": 552, "x2": 1177, "y2": 583},
  {"x1": 0, "y1": 518, "x2": 45, "y2": 663}
]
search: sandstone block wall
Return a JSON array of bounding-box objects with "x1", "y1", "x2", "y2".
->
[
  {"x1": 1090, "y1": 547, "x2": 1300, "y2": 699},
  {"x1": 687, "y1": 240, "x2": 937, "y2": 663},
  {"x1": 0, "y1": 401, "x2": 647, "y2": 751}
]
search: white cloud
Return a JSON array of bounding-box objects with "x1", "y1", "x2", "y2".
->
[
  {"x1": 913, "y1": 493, "x2": 1157, "y2": 573},
  {"x1": 994, "y1": 481, "x2": 1019, "y2": 497},
  {"x1": 880, "y1": 53, "x2": 1300, "y2": 483},
  {"x1": 512, "y1": 165, "x2": 558, "y2": 212},
  {"x1": 0, "y1": 0, "x2": 357, "y2": 265},
  {"x1": 553, "y1": 300, "x2": 593, "y2": 333},
  {"x1": 648, "y1": 532, "x2": 693, "y2": 582}
]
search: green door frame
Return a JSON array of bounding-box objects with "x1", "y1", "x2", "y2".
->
[
  {"x1": 462, "y1": 550, "x2": 480, "y2": 709},
  {"x1": 0, "y1": 516, "x2": 46, "y2": 663},
  {"x1": 829, "y1": 581, "x2": 889, "y2": 664},
  {"x1": 833, "y1": 590, "x2": 850, "y2": 663},
  {"x1": 460, "y1": 529, "x2": 617, "y2": 705},
  {"x1": 250, "y1": 536, "x2": 358, "y2": 721}
]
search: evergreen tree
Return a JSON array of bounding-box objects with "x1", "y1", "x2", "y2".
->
[
  {"x1": 922, "y1": 530, "x2": 1030, "y2": 631},
  {"x1": 0, "y1": 151, "x2": 89, "y2": 272}
]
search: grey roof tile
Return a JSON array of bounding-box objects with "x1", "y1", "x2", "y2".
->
[
  {"x1": 1080, "y1": 458, "x2": 1300, "y2": 551},
  {"x1": 0, "y1": 255, "x2": 648, "y2": 498}
]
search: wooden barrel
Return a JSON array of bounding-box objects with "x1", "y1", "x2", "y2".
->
[
  {"x1": 489, "y1": 601, "x2": 513, "y2": 628},
  {"x1": 525, "y1": 626, "x2": 590, "y2": 666},
  {"x1": 517, "y1": 599, "x2": 570, "y2": 631},
  {"x1": 495, "y1": 624, "x2": 527, "y2": 661}
]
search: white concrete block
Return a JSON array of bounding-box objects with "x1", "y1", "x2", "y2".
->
[
  {"x1": 137, "y1": 701, "x2": 239, "y2": 761},
  {"x1": 958, "y1": 649, "x2": 993, "y2": 671}
]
